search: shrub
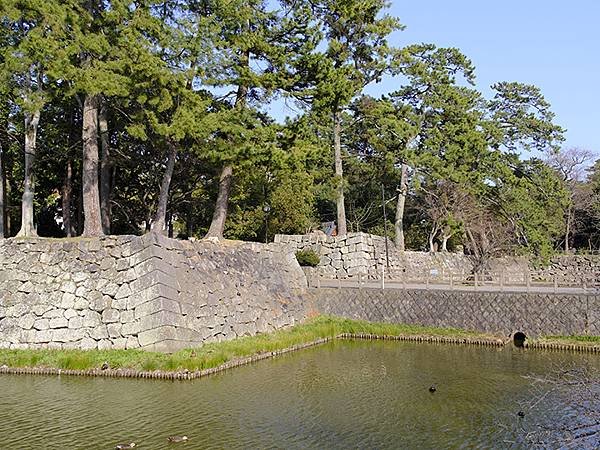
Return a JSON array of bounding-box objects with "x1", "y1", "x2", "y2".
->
[{"x1": 295, "y1": 249, "x2": 320, "y2": 267}]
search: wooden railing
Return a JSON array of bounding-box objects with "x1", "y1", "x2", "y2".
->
[{"x1": 305, "y1": 269, "x2": 599, "y2": 294}]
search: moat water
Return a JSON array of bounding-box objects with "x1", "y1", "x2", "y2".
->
[{"x1": 0, "y1": 340, "x2": 598, "y2": 449}]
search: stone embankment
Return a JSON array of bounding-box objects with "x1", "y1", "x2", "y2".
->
[
  {"x1": 310, "y1": 287, "x2": 600, "y2": 337},
  {"x1": 276, "y1": 232, "x2": 600, "y2": 285},
  {"x1": 276, "y1": 232, "x2": 474, "y2": 279},
  {"x1": 0, "y1": 234, "x2": 306, "y2": 352}
]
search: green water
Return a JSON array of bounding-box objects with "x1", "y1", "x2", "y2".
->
[{"x1": 0, "y1": 340, "x2": 598, "y2": 449}]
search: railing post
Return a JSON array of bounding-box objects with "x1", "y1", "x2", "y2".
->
[
  {"x1": 381, "y1": 265, "x2": 385, "y2": 290},
  {"x1": 450, "y1": 273, "x2": 454, "y2": 291},
  {"x1": 526, "y1": 271, "x2": 531, "y2": 293},
  {"x1": 317, "y1": 276, "x2": 321, "y2": 289},
  {"x1": 500, "y1": 269, "x2": 504, "y2": 292},
  {"x1": 358, "y1": 273, "x2": 362, "y2": 290},
  {"x1": 426, "y1": 270, "x2": 430, "y2": 291},
  {"x1": 474, "y1": 272, "x2": 478, "y2": 290},
  {"x1": 553, "y1": 275, "x2": 558, "y2": 294},
  {"x1": 338, "y1": 277, "x2": 341, "y2": 290}
]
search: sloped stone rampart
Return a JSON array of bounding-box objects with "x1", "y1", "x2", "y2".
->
[
  {"x1": 310, "y1": 287, "x2": 600, "y2": 337},
  {"x1": 276, "y1": 232, "x2": 478, "y2": 279},
  {"x1": 276, "y1": 233, "x2": 600, "y2": 285},
  {"x1": 0, "y1": 235, "x2": 307, "y2": 352}
]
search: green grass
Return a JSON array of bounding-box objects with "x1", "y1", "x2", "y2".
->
[
  {"x1": 536, "y1": 334, "x2": 600, "y2": 345},
  {"x1": 0, "y1": 316, "x2": 503, "y2": 372}
]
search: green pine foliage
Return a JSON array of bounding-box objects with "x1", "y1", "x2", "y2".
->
[{"x1": 0, "y1": 1, "x2": 595, "y2": 255}]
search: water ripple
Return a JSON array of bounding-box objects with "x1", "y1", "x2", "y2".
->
[{"x1": 0, "y1": 341, "x2": 597, "y2": 449}]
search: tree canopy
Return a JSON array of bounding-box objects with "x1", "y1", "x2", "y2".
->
[{"x1": 0, "y1": 0, "x2": 595, "y2": 260}]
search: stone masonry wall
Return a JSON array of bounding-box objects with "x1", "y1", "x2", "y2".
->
[
  {"x1": 0, "y1": 234, "x2": 307, "y2": 352},
  {"x1": 276, "y1": 232, "x2": 600, "y2": 285},
  {"x1": 310, "y1": 287, "x2": 600, "y2": 337},
  {"x1": 276, "y1": 232, "x2": 482, "y2": 280},
  {"x1": 531, "y1": 255, "x2": 600, "y2": 285}
]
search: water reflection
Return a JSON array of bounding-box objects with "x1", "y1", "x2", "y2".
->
[{"x1": 0, "y1": 340, "x2": 597, "y2": 449}]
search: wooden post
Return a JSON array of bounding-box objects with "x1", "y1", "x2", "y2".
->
[
  {"x1": 500, "y1": 269, "x2": 504, "y2": 292},
  {"x1": 426, "y1": 270, "x2": 430, "y2": 291},
  {"x1": 526, "y1": 272, "x2": 531, "y2": 293},
  {"x1": 474, "y1": 272, "x2": 478, "y2": 290},
  {"x1": 381, "y1": 265, "x2": 385, "y2": 290},
  {"x1": 553, "y1": 275, "x2": 558, "y2": 294},
  {"x1": 450, "y1": 273, "x2": 454, "y2": 291}
]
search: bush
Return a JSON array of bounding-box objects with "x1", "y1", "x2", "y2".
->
[{"x1": 295, "y1": 249, "x2": 320, "y2": 267}]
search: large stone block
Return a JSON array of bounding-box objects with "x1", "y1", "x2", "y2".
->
[
  {"x1": 127, "y1": 283, "x2": 179, "y2": 310},
  {"x1": 130, "y1": 269, "x2": 180, "y2": 293},
  {"x1": 49, "y1": 317, "x2": 68, "y2": 329},
  {"x1": 101, "y1": 309, "x2": 120, "y2": 323},
  {"x1": 134, "y1": 297, "x2": 181, "y2": 320}
]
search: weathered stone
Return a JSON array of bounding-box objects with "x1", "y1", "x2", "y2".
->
[
  {"x1": 107, "y1": 323, "x2": 122, "y2": 338},
  {"x1": 114, "y1": 283, "x2": 132, "y2": 300},
  {"x1": 127, "y1": 283, "x2": 178, "y2": 310},
  {"x1": 82, "y1": 310, "x2": 102, "y2": 328},
  {"x1": 49, "y1": 317, "x2": 68, "y2": 329},
  {"x1": 100, "y1": 282, "x2": 119, "y2": 297},
  {"x1": 111, "y1": 338, "x2": 127, "y2": 349},
  {"x1": 33, "y1": 318, "x2": 50, "y2": 330},
  {"x1": 42, "y1": 309, "x2": 64, "y2": 319},
  {"x1": 125, "y1": 336, "x2": 139, "y2": 349},
  {"x1": 120, "y1": 310, "x2": 134, "y2": 323},
  {"x1": 17, "y1": 313, "x2": 36, "y2": 330},
  {"x1": 97, "y1": 339, "x2": 112, "y2": 350},
  {"x1": 90, "y1": 325, "x2": 109, "y2": 340},
  {"x1": 75, "y1": 286, "x2": 87, "y2": 297},
  {"x1": 73, "y1": 298, "x2": 89, "y2": 310},
  {"x1": 121, "y1": 321, "x2": 141, "y2": 336},
  {"x1": 60, "y1": 281, "x2": 77, "y2": 294},
  {"x1": 80, "y1": 337, "x2": 97, "y2": 350},
  {"x1": 52, "y1": 328, "x2": 85, "y2": 343},
  {"x1": 68, "y1": 316, "x2": 83, "y2": 329},
  {"x1": 101, "y1": 308, "x2": 120, "y2": 323},
  {"x1": 115, "y1": 258, "x2": 129, "y2": 271},
  {"x1": 134, "y1": 297, "x2": 181, "y2": 320},
  {"x1": 64, "y1": 308, "x2": 78, "y2": 320}
]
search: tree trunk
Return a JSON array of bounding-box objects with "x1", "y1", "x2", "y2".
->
[
  {"x1": 151, "y1": 142, "x2": 177, "y2": 234},
  {"x1": 205, "y1": 54, "x2": 248, "y2": 240},
  {"x1": 62, "y1": 159, "x2": 73, "y2": 237},
  {"x1": 17, "y1": 109, "x2": 40, "y2": 237},
  {"x1": 564, "y1": 204, "x2": 572, "y2": 253},
  {"x1": 333, "y1": 111, "x2": 347, "y2": 236},
  {"x1": 82, "y1": 93, "x2": 104, "y2": 237},
  {"x1": 394, "y1": 163, "x2": 409, "y2": 250},
  {"x1": 441, "y1": 232, "x2": 451, "y2": 252},
  {"x1": 99, "y1": 98, "x2": 112, "y2": 234},
  {"x1": 428, "y1": 223, "x2": 439, "y2": 253},
  {"x1": 205, "y1": 165, "x2": 233, "y2": 239},
  {"x1": 0, "y1": 144, "x2": 4, "y2": 238}
]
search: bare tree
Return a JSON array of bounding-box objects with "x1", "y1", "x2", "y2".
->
[{"x1": 546, "y1": 147, "x2": 596, "y2": 252}]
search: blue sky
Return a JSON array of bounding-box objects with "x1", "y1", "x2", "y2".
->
[{"x1": 275, "y1": 1, "x2": 600, "y2": 155}]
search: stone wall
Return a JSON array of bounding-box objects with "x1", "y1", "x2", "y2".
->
[
  {"x1": 276, "y1": 233, "x2": 600, "y2": 285},
  {"x1": 531, "y1": 255, "x2": 600, "y2": 285},
  {"x1": 0, "y1": 234, "x2": 307, "y2": 352},
  {"x1": 276, "y1": 232, "x2": 486, "y2": 279},
  {"x1": 310, "y1": 287, "x2": 600, "y2": 337}
]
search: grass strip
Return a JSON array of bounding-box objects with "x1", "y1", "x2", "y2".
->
[
  {"x1": 533, "y1": 334, "x2": 600, "y2": 347},
  {"x1": 0, "y1": 316, "x2": 497, "y2": 372}
]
